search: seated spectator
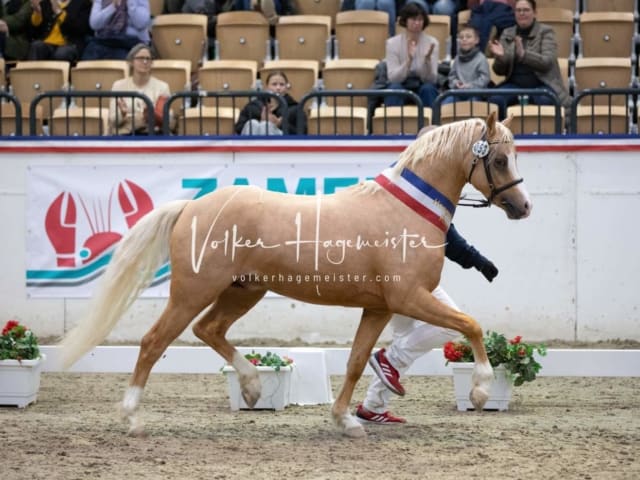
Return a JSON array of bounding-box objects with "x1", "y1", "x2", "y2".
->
[
  {"x1": 109, "y1": 43, "x2": 173, "y2": 135},
  {"x1": 240, "y1": 0, "x2": 295, "y2": 26},
  {"x1": 468, "y1": 0, "x2": 515, "y2": 53},
  {"x1": 444, "y1": 24, "x2": 490, "y2": 103},
  {"x1": 0, "y1": 0, "x2": 33, "y2": 61},
  {"x1": 27, "y1": 0, "x2": 92, "y2": 63},
  {"x1": 234, "y1": 71, "x2": 304, "y2": 135},
  {"x1": 82, "y1": 0, "x2": 150, "y2": 61},
  {"x1": 487, "y1": 0, "x2": 571, "y2": 117},
  {"x1": 384, "y1": 1, "x2": 439, "y2": 108}
]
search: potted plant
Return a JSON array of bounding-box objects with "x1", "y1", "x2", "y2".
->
[
  {"x1": 0, "y1": 320, "x2": 46, "y2": 408},
  {"x1": 222, "y1": 351, "x2": 294, "y2": 411},
  {"x1": 444, "y1": 331, "x2": 547, "y2": 411}
]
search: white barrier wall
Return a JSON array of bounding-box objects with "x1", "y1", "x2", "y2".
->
[{"x1": 1, "y1": 137, "x2": 639, "y2": 343}]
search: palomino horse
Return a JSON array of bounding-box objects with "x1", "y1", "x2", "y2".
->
[{"x1": 61, "y1": 112, "x2": 531, "y2": 438}]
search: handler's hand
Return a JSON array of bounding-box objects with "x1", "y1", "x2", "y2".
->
[{"x1": 476, "y1": 257, "x2": 499, "y2": 282}]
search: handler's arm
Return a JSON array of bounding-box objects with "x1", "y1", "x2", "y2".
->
[{"x1": 445, "y1": 223, "x2": 499, "y2": 282}]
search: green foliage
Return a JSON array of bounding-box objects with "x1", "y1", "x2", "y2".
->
[
  {"x1": 0, "y1": 320, "x2": 41, "y2": 361},
  {"x1": 244, "y1": 351, "x2": 293, "y2": 371},
  {"x1": 444, "y1": 331, "x2": 547, "y2": 387}
]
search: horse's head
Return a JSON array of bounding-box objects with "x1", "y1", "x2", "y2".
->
[{"x1": 467, "y1": 112, "x2": 532, "y2": 219}]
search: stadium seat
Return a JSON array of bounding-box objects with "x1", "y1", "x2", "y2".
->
[
  {"x1": 438, "y1": 100, "x2": 499, "y2": 124},
  {"x1": 334, "y1": 10, "x2": 389, "y2": 60},
  {"x1": 321, "y1": 58, "x2": 378, "y2": 108},
  {"x1": 177, "y1": 106, "x2": 239, "y2": 136},
  {"x1": 49, "y1": 107, "x2": 109, "y2": 136},
  {"x1": 151, "y1": 14, "x2": 208, "y2": 72},
  {"x1": 506, "y1": 105, "x2": 564, "y2": 134},
  {"x1": 307, "y1": 106, "x2": 368, "y2": 135},
  {"x1": 582, "y1": 0, "x2": 636, "y2": 13},
  {"x1": 215, "y1": 11, "x2": 271, "y2": 66},
  {"x1": 151, "y1": 59, "x2": 192, "y2": 115},
  {"x1": 536, "y1": 0, "x2": 579, "y2": 11},
  {"x1": 0, "y1": 103, "x2": 43, "y2": 136},
  {"x1": 295, "y1": 0, "x2": 341, "y2": 30},
  {"x1": 70, "y1": 60, "x2": 128, "y2": 108},
  {"x1": 371, "y1": 105, "x2": 432, "y2": 135},
  {"x1": 274, "y1": 15, "x2": 332, "y2": 64},
  {"x1": 198, "y1": 59, "x2": 258, "y2": 108},
  {"x1": 575, "y1": 105, "x2": 631, "y2": 134},
  {"x1": 577, "y1": 12, "x2": 636, "y2": 58},
  {"x1": 9, "y1": 61, "x2": 70, "y2": 121},
  {"x1": 572, "y1": 57, "x2": 633, "y2": 106},
  {"x1": 536, "y1": 8, "x2": 576, "y2": 59}
]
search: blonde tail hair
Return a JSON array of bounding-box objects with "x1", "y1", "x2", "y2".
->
[{"x1": 59, "y1": 200, "x2": 189, "y2": 369}]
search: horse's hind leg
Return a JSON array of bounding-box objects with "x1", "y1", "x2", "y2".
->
[
  {"x1": 121, "y1": 298, "x2": 205, "y2": 436},
  {"x1": 192, "y1": 284, "x2": 267, "y2": 408},
  {"x1": 333, "y1": 308, "x2": 392, "y2": 438}
]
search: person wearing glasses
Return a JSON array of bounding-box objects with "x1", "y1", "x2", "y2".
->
[
  {"x1": 487, "y1": 0, "x2": 571, "y2": 118},
  {"x1": 81, "y1": 0, "x2": 150, "y2": 60},
  {"x1": 108, "y1": 44, "x2": 173, "y2": 135}
]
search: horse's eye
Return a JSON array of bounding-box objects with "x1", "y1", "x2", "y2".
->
[{"x1": 495, "y1": 156, "x2": 507, "y2": 168}]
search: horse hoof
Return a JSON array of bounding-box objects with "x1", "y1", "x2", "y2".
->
[
  {"x1": 470, "y1": 386, "x2": 489, "y2": 410},
  {"x1": 344, "y1": 424, "x2": 367, "y2": 438},
  {"x1": 128, "y1": 424, "x2": 147, "y2": 438}
]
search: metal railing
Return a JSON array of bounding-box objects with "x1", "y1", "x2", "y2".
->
[
  {"x1": 570, "y1": 88, "x2": 640, "y2": 135},
  {"x1": 0, "y1": 92, "x2": 23, "y2": 136}
]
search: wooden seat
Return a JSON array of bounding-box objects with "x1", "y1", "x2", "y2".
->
[
  {"x1": 151, "y1": 14, "x2": 208, "y2": 72},
  {"x1": 334, "y1": 10, "x2": 389, "y2": 60},
  {"x1": 582, "y1": 0, "x2": 636, "y2": 13},
  {"x1": 260, "y1": 59, "x2": 319, "y2": 103},
  {"x1": 177, "y1": 106, "x2": 239, "y2": 136},
  {"x1": 70, "y1": 60, "x2": 128, "y2": 108},
  {"x1": 151, "y1": 59, "x2": 192, "y2": 115},
  {"x1": 215, "y1": 11, "x2": 271, "y2": 66},
  {"x1": 536, "y1": 0, "x2": 579, "y2": 10},
  {"x1": 439, "y1": 100, "x2": 499, "y2": 124},
  {"x1": 537, "y1": 8, "x2": 576, "y2": 59},
  {"x1": 506, "y1": 105, "x2": 564, "y2": 134},
  {"x1": 295, "y1": 0, "x2": 341, "y2": 30},
  {"x1": 0, "y1": 58, "x2": 5, "y2": 90},
  {"x1": 275, "y1": 15, "x2": 332, "y2": 64},
  {"x1": 371, "y1": 106, "x2": 432, "y2": 135},
  {"x1": 321, "y1": 58, "x2": 378, "y2": 108},
  {"x1": 575, "y1": 105, "x2": 630, "y2": 134},
  {"x1": 149, "y1": 0, "x2": 164, "y2": 17},
  {"x1": 49, "y1": 107, "x2": 109, "y2": 136},
  {"x1": 306, "y1": 106, "x2": 368, "y2": 135},
  {"x1": 198, "y1": 60, "x2": 258, "y2": 108},
  {"x1": 0, "y1": 103, "x2": 44, "y2": 136},
  {"x1": 577, "y1": 12, "x2": 635, "y2": 58},
  {"x1": 9, "y1": 61, "x2": 70, "y2": 120},
  {"x1": 572, "y1": 57, "x2": 633, "y2": 105}
]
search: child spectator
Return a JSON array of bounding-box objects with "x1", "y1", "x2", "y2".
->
[{"x1": 444, "y1": 23, "x2": 490, "y2": 102}]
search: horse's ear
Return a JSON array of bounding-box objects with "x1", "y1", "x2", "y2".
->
[
  {"x1": 501, "y1": 113, "x2": 514, "y2": 131},
  {"x1": 486, "y1": 111, "x2": 498, "y2": 137}
]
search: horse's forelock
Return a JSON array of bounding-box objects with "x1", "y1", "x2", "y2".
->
[{"x1": 395, "y1": 118, "x2": 485, "y2": 172}]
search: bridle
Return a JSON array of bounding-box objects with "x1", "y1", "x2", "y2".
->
[{"x1": 458, "y1": 132, "x2": 524, "y2": 208}]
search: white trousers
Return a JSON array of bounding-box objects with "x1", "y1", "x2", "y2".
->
[{"x1": 362, "y1": 285, "x2": 461, "y2": 413}]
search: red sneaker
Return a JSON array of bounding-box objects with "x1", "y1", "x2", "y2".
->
[
  {"x1": 368, "y1": 348, "x2": 405, "y2": 396},
  {"x1": 355, "y1": 404, "x2": 406, "y2": 424}
]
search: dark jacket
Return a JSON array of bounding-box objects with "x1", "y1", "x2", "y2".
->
[
  {"x1": 30, "y1": 0, "x2": 92, "y2": 53},
  {"x1": 234, "y1": 92, "x2": 304, "y2": 135},
  {"x1": 445, "y1": 223, "x2": 485, "y2": 269},
  {"x1": 0, "y1": 0, "x2": 32, "y2": 60}
]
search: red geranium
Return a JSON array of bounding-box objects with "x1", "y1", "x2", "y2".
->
[
  {"x1": 510, "y1": 335, "x2": 522, "y2": 345},
  {"x1": 1, "y1": 320, "x2": 40, "y2": 361},
  {"x1": 2, "y1": 320, "x2": 20, "y2": 336},
  {"x1": 443, "y1": 340, "x2": 472, "y2": 363}
]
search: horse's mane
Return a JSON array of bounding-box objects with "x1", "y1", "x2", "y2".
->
[{"x1": 356, "y1": 117, "x2": 514, "y2": 195}]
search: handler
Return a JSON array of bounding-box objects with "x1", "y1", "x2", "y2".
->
[{"x1": 356, "y1": 127, "x2": 499, "y2": 424}]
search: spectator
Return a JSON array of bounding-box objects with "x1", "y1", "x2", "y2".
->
[
  {"x1": 81, "y1": 0, "x2": 150, "y2": 60},
  {"x1": 444, "y1": 23, "x2": 490, "y2": 103},
  {"x1": 384, "y1": 1, "x2": 439, "y2": 108},
  {"x1": 239, "y1": 0, "x2": 296, "y2": 26},
  {"x1": 234, "y1": 70, "x2": 304, "y2": 135},
  {"x1": 468, "y1": 0, "x2": 515, "y2": 52},
  {"x1": 27, "y1": 0, "x2": 92, "y2": 63},
  {"x1": 0, "y1": 0, "x2": 32, "y2": 61},
  {"x1": 487, "y1": 0, "x2": 571, "y2": 118},
  {"x1": 109, "y1": 43, "x2": 173, "y2": 135}
]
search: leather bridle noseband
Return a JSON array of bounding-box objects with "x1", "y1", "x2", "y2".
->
[{"x1": 458, "y1": 133, "x2": 524, "y2": 208}]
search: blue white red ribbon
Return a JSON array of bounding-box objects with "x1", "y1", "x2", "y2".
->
[{"x1": 374, "y1": 167, "x2": 455, "y2": 233}]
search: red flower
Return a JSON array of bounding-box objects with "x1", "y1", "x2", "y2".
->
[
  {"x1": 443, "y1": 341, "x2": 471, "y2": 362},
  {"x1": 518, "y1": 347, "x2": 527, "y2": 357},
  {"x1": 249, "y1": 358, "x2": 259, "y2": 366},
  {"x1": 510, "y1": 335, "x2": 522, "y2": 345},
  {"x1": 2, "y1": 320, "x2": 20, "y2": 336}
]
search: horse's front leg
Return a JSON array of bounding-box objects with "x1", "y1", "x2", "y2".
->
[
  {"x1": 396, "y1": 288, "x2": 493, "y2": 410},
  {"x1": 332, "y1": 308, "x2": 392, "y2": 438}
]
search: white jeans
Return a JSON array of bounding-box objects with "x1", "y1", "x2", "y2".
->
[{"x1": 362, "y1": 285, "x2": 461, "y2": 413}]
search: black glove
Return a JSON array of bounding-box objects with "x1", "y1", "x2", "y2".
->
[{"x1": 475, "y1": 257, "x2": 499, "y2": 282}]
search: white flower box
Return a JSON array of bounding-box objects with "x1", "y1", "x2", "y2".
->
[
  {"x1": 451, "y1": 362, "x2": 513, "y2": 411},
  {"x1": 0, "y1": 354, "x2": 46, "y2": 408},
  {"x1": 222, "y1": 365, "x2": 293, "y2": 411}
]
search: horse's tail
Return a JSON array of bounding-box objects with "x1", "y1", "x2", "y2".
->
[{"x1": 59, "y1": 199, "x2": 190, "y2": 370}]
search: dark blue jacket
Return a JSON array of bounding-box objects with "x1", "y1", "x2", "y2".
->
[{"x1": 445, "y1": 223, "x2": 484, "y2": 269}]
